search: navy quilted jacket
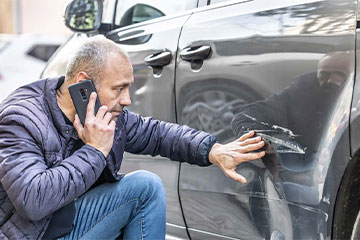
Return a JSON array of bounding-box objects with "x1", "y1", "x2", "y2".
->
[{"x1": 0, "y1": 77, "x2": 216, "y2": 239}]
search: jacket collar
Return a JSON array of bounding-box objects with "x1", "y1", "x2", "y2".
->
[{"x1": 44, "y1": 76, "x2": 78, "y2": 140}]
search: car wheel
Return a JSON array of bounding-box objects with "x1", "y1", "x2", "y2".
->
[{"x1": 178, "y1": 79, "x2": 262, "y2": 143}]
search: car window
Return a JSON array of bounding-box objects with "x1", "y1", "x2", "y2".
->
[
  {"x1": 119, "y1": 4, "x2": 165, "y2": 27},
  {"x1": 26, "y1": 44, "x2": 60, "y2": 62},
  {"x1": 114, "y1": 0, "x2": 197, "y2": 28}
]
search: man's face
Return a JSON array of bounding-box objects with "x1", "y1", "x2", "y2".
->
[
  {"x1": 317, "y1": 52, "x2": 353, "y2": 88},
  {"x1": 97, "y1": 53, "x2": 134, "y2": 121}
]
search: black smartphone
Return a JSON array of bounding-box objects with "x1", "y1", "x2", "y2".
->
[{"x1": 68, "y1": 79, "x2": 101, "y2": 126}]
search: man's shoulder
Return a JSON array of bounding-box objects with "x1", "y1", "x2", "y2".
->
[
  {"x1": 0, "y1": 77, "x2": 60, "y2": 127},
  {"x1": 0, "y1": 80, "x2": 44, "y2": 113}
]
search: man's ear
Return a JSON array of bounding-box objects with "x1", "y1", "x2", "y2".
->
[{"x1": 74, "y1": 71, "x2": 90, "y2": 83}]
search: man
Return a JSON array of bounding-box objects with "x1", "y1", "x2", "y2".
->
[{"x1": 0, "y1": 36, "x2": 265, "y2": 239}]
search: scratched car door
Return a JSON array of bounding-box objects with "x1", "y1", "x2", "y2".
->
[{"x1": 176, "y1": 0, "x2": 356, "y2": 239}]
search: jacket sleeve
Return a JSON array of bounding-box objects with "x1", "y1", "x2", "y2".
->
[
  {"x1": 124, "y1": 110, "x2": 216, "y2": 166},
  {"x1": 0, "y1": 112, "x2": 106, "y2": 222}
]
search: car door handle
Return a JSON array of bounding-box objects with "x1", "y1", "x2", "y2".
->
[
  {"x1": 180, "y1": 46, "x2": 211, "y2": 61},
  {"x1": 144, "y1": 51, "x2": 172, "y2": 67}
]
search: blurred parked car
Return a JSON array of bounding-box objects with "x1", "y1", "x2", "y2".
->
[
  {"x1": 0, "y1": 34, "x2": 65, "y2": 102},
  {"x1": 42, "y1": 0, "x2": 360, "y2": 239}
]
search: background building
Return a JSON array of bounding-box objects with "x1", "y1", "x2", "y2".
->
[{"x1": 0, "y1": 0, "x2": 71, "y2": 36}]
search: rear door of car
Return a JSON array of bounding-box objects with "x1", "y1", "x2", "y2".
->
[
  {"x1": 105, "y1": 2, "x2": 196, "y2": 239},
  {"x1": 175, "y1": 0, "x2": 356, "y2": 239}
]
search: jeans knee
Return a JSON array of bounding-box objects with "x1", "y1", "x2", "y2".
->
[{"x1": 129, "y1": 170, "x2": 166, "y2": 203}]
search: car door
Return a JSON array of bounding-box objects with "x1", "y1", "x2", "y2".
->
[
  {"x1": 176, "y1": 0, "x2": 356, "y2": 239},
  {"x1": 105, "y1": 3, "x2": 196, "y2": 239}
]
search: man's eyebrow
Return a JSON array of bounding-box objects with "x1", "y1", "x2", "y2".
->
[{"x1": 114, "y1": 81, "x2": 134, "y2": 87}]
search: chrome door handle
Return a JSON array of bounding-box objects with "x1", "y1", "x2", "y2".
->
[
  {"x1": 180, "y1": 46, "x2": 211, "y2": 61},
  {"x1": 144, "y1": 51, "x2": 172, "y2": 67}
]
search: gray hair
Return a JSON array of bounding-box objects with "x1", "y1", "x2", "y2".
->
[{"x1": 65, "y1": 35, "x2": 128, "y2": 85}]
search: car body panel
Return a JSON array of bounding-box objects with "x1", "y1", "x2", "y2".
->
[
  {"x1": 350, "y1": 0, "x2": 360, "y2": 156},
  {"x1": 175, "y1": 0, "x2": 356, "y2": 239}
]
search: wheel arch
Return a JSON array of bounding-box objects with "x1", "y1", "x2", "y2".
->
[{"x1": 332, "y1": 150, "x2": 360, "y2": 239}]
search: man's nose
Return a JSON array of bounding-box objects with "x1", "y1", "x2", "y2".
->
[{"x1": 120, "y1": 90, "x2": 131, "y2": 106}]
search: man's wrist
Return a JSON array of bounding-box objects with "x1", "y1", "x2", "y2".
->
[
  {"x1": 82, "y1": 144, "x2": 107, "y2": 166},
  {"x1": 86, "y1": 143, "x2": 109, "y2": 158},
  {"x1": 209, "y1": 143, "x2": 221, "y2": 164}
]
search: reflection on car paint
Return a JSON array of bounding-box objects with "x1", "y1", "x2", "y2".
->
[{"x1": 177, "y1": 0, "x2": 356, "y2": 238}]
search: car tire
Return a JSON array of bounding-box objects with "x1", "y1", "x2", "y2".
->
[{"x1": 351, "y1": 211, "x2": 360, "y2": 240}]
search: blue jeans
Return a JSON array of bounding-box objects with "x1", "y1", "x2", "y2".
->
[{"x1": 59, "y1": 170, "x2": 166, "y2": 240}]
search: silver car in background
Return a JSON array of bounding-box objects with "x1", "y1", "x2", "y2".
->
[
  {"x1": 42, "y1": 0, "x2": 360, "y2": 239},
  {"x1": 0, "y1": 34, "x2": 64, "y2": 102}
]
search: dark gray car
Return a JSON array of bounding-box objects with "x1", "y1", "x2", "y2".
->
[{"x1": 42, "y1": 0, "x2": 360, "y2": 239}]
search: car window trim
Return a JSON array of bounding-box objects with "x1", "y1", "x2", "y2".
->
[
  {"x1": 193, "y1": 0, "x2": 322, "y2": 14},
  {"x1": 106, "y1": 11, "x2": 193, "y2": 36}
]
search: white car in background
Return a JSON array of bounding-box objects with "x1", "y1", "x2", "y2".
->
[{"x1": 0, "y1": 34, "x2": 66, "y2": 102}]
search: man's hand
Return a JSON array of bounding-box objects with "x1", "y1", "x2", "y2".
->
[
  {"x1": 209, "y1": 131, "x2": 265, "y2": 183},
  {"x1": 74, "y1": 92, "x2": 116, "y2": 157}
]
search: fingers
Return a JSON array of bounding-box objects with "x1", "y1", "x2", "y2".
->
[
  {"x1": 73, "y1": 114, "x2": 83, "y2": 132},
  {"x1": 85, "y1": 92, "x2": 97, "y2": 122},
  {"x1": 238, "y1": 130, "x2": 255, "y2": 142},
  {"x1": 239, "y1": 136, "x2": 262, "y2": 146},
  {"x1": 83, "y1": 92, "x2": 113, "y2": 129},
  {"x1": 241, "y1": 140, "x2": 265, "y2": 152},
  {"x1": 225, "y1": 169, "x2": 247, "y2": 184},
  {"x1": 95, "y1": 105, "x2": 108, "y2": 121},
  {"x1": 241, "y1": 151, "x2": 266, "y2": 161},
  {"x1": 109, "y1": 120, "x2": 116, "y2": 130},
  {"x1": 103, "y1": 112, "x2": 113, "y2": 125}
]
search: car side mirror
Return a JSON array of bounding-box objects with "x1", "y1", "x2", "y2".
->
[{"x1": 65, "y1": 0, "x2": 103, "y2": 32}]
